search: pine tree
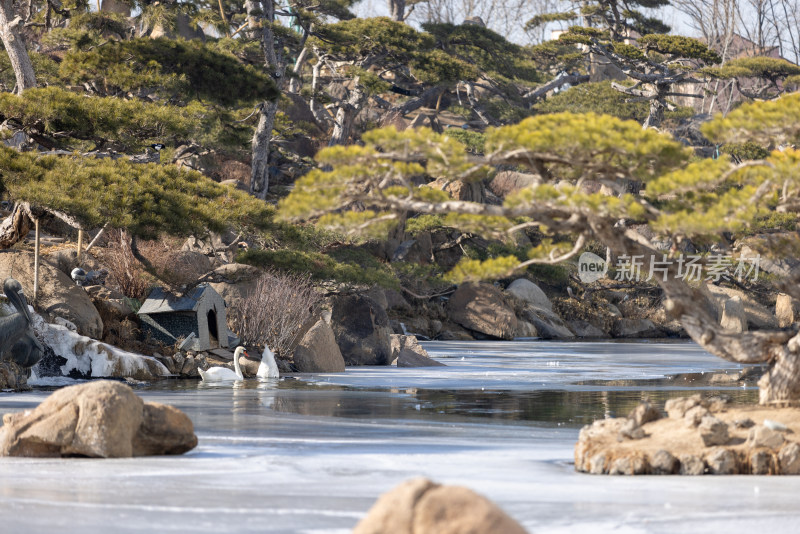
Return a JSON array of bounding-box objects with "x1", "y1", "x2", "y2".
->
[{"x1": 279, "y1": 93, "x2": 800, "y2": 404}]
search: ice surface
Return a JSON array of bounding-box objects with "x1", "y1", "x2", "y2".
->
[{"x1": 0, "y1": 341, "x2": 793, "y2": 534}]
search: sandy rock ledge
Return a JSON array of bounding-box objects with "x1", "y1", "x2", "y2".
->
[{"x1": 575, "y1": 395, "x2": 800, "y2": 475}]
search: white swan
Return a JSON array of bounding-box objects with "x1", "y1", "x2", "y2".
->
[
  {"x1": 256, "y1": 345, "x2": 279, "y2": 379},
  {"x1": 199, "y1": 346, "x2": 248, "y2": 382}
]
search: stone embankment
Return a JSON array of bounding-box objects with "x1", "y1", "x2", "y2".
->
[{"x1": 575, "y1": 395, "x2": 800, "y2": 475}]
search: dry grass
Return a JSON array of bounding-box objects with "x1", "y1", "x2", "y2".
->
[
  {"x1": 228, "y1": 270, "x2": 322, "y2": 357},
  {"x1": 102, "y1": 229, "x2": 150, "y2": 300}
]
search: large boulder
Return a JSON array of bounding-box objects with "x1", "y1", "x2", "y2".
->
[
  {"x1": 425, "y1": 178, "x2": 484, "y2": 203},
  {"x1": 720, "y1": 296, "x2": 747, "y2": 333},
  {"x1": 776, "y1": 293, "x2": 800, "y2": 328},
  {"x1": 352, "y1": 477, "x2": 527, "y2": 534},
  {"x1": 293, "y1": 319, "x2": 346, "y2": 373},
  {"x1": 702, "y1": 283, "x2": 778, "y2": 329},
  {"x1": 488, "y1": 171, "x2": 540, "y2": 199},
  {"x1": 207, "y1": 263, "x2": 262, "y2": 312},
  {"x1": 0, "y1": 381, "x2": 197, "y2": 457},
  {"x1": 506, "y1": 279, "x2": 553, "y2": 311},
  {"x1": 447, "y1": 283, "x2": 518, "y2": 340},
  {"x1": 520, "y1": 306, "x2": 574, "y2": 339},
  {"x1": 0, "y1": 251, "x2": 102, "y2": 338},
  {"x1": 390, "y1": 335, "x2": 444, "y2": 367},
  {"x1": 32, "y1": 312, "x2": 169, "y2": 380},
  {"x1": 329, "y1": 294, "x2": 393, "y2": 365},
  {"x1": 612, "y1": 318, "x2": 662, "y2": 338}
]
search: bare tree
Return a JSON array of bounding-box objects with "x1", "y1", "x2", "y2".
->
[
  {"x1": 227, "y1": 271, "x2": 322, "y2": 357},
  {"x1": 673, "y1": 0, "x2": 738, "y2": 114}
]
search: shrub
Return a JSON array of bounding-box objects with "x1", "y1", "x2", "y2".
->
[
  {"x1": 227, "y1": 270, "x2": 322, "y2": 357},
  {"x1": 102, "y1": 229, "x2": 150, "y2": 300}
]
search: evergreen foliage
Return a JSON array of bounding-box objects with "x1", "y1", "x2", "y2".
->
[
  {"x1": 59, "y1": 38, "x2": 278, "y2": 106},
  {"x1": 280, "y1": 95, "x2": 800, "y2": 281},
  {"x1": 0, "y1": 146, "x2": 273, "y2": 239}
]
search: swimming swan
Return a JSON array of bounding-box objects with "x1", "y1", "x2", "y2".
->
[
  {"x1": 199, "y1": 346, "x2": 248, "y2": 382},
  {"x1": 256, "y1": 345, "x2": 279, "y2": 379}
]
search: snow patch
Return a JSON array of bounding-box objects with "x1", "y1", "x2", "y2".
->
[{"x1": 26, "y1": 307, "x2": 169, "y2": 379}]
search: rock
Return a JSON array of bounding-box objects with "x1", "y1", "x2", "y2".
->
[
  {"x1": 776, "y1": 293, "x2": 800, "y2": 327},
  {"x1": 330, "y1": 294, "x2": 393, "y2": 365},
  {"x1": 609, "y1": 455, "x2": 648, "y2": 475},
  {"x1": 746, "y1": 425, "x2": 784, "y2": 450},
  {"x1": 589, "y1": 453, "x2": 608, "y2": 474},
  {"x1": 447, "y1": 283, "x2": 518, "y2": 340},
  {"x1": 0, "y1": 381, "x2": 196, "y2": 457},
  {"x1": 384, "y1": 289, "x2": 412, "y2": 312},
  {"x1": 352, "y1": 477, "x2": 527, "y2": 534},
  {"x1": 734, "y1": 418, "x2": 755, "y2": 429},
  {"x1": 705, "y1": 447, "x2": 736, "y2": 474},
  {"x1": 699, "y1": 415, "x2": 730, "y2": 446},
  {"x1": 520, "y1": 306, "x2": 574, "y2": 339},
  {"x1": 506, "y1": 279, "x2": 553, "y2": 311},
  {"x1": 132, "y1": 403, "x2": 198, "y2": 456},
  {"x1": 778, "y1": 442, "x2": 800, "y2": 474},
  {"x1": 649, "y1": 450, "x2": 678, "y2": 475},
  {"x1": 619, "y1": 419, "x2": 646, "y2": 440},
  {"x1": 568, "y1": 320, "x2": 606, "y2": 338},
  {"x1": 207, "y1": 263, "x2": 262, "y2": 312},
  {"x1": 390, "y1": 335, "x2": 444, "y2": 367},
  {"x1": 0, "y1": 361, "x2": 27, "y2": 390},
  {"x1": 612, "y1": 318, "x2": 662, "y2": 338},
  {"x1": 426, "y1": 178, "x2": 484, "y2": 203},
  {"x1": 487, "y1": 171, "x2": 540, "y2": 199},
  {"x1": 704, "y1": 283, "x2": 778, "y2": 329},
  {"x1": 512, "y1": 319, "x2": 539, "y2": 338},
  {"x1": 629, "y1": 401, "x2": 662, "y2": 427},
  {"x1": 665, "y1": 395, "x2": 703, "y2": 419},
  {"x1": 180, "y1": 355, "x2": 202, "y2": 378},
  {"x1": 684, "y1": 405, "x2": 710, "y2": 427},
  {"x1": 720, "y1": 296, "x2": 747, "y2": 333},
  {"x1": 679, "y1": 454, "x2": 705, "y2": 475},
  {"x1": 293, "y1": 319, "x2": 346, "y2": 373},
  {"x1": 739, "y1": 238, "x2": 800, "y2": 278},
  {"x1": 750, "y1": 450, "x2": 774, "y2": 475},
  {"x1": 0, "y1": 251, "x2": 103, "y2": 338}
]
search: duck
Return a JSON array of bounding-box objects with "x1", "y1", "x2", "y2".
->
[
  {"x1": 256, "y1": 345, "x2": 279, "y2": 379},
  {"x1": 199, "y1": 346, "x2": 248, "y2": 382}
]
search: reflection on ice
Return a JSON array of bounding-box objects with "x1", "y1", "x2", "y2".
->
[{"x1": 0, "y1": 340, "x2": 789, "y2": 534}]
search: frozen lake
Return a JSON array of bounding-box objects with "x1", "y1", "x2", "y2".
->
[{"x1": 0, "y1": 340, "x2": 796, "y2": 533}]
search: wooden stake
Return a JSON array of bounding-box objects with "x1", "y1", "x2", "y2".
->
[
  {"x1": 33, "y1": 218, "x2": 40, "y2": 304},
  {"x1": 77, "y1": 228, "x2": 83, "y2": 265}
]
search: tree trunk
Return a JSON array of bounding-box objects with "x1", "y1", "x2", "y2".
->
[
  {"x1": 250, "y1": 100, "x2": 278, "y2": 200},
  {"x1": 643, "y1": 95, "x2": 665, "y2": 129},
  {"x1": 0, "y1": 0, "x2": 36, "y2": 93},
  {"x1": 244, "y1": 0, "x2": 261, "y2": 39},
  {"x1": 249, "y1": 0, "x2": 285, "y2": 199},
  {"x1": 389, "y1": 0, "x2": 405, "y2": 21},
  {"x1": 0, "y1": 203, "x2": 33, "y2": 249},
  {"x1": 287, "y1": 46, "x2": 309, "y2": 93},
  {"x1": 329, "y1": 80, "x2": 366, "y2": 146}
]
